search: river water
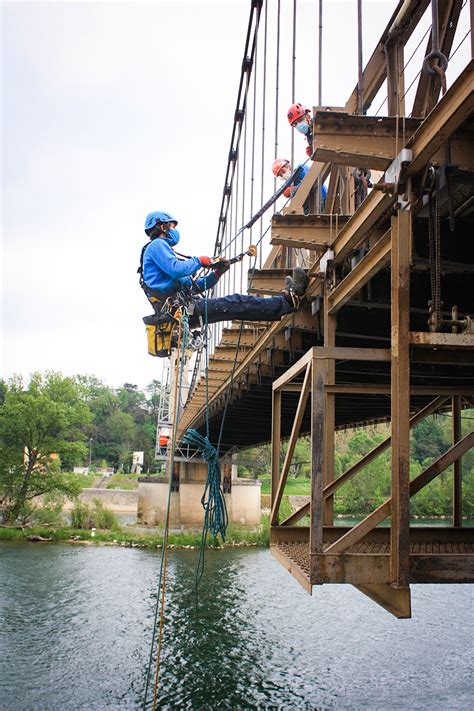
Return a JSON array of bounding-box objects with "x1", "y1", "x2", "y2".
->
[{"x1": 1, "y1": 542, "x2": 473, "y2": 710}]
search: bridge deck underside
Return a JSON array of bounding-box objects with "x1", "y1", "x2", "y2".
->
[{"x1": 187, "y1": 213, "x2": 473, "y2": 451}]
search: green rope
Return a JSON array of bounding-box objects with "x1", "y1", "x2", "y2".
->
[
  {"x1": 182, "y1": 427, "x2": 229, "y2": 593},
  {"x1": 183, "y1": 428, "x2": 228, "y2": 541}
]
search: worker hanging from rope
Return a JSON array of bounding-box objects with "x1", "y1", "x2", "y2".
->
[
  {"x1": 138, "y1": 210, "x2": 310, "y2": 356},
  {"x1": 272, "y1": 158, "x2": 327, "y2": 208},
  {"x1": 287, "y1": 102, "x2": 314, "y2": 157}
]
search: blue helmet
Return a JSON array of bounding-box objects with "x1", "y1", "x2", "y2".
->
[{"x1": 144, "y1": 211, "x2": 178, "y2": 231}]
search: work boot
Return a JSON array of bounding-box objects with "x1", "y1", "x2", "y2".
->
[
  {"x1": 292, "y1": 266, "x2": 309, "y2": 296},
  {"x1": 283, "y1": 267, "x2": 309, "y2": 308}
]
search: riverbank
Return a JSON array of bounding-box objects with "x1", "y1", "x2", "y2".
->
[{"x1": 0, "y1": 522, "x2": 270, "y2": 548}]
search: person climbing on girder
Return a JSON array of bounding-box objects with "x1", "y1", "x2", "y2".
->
[
  {"x1": 139, "y1": 211, "x2": 310, "y2": 328},
  {"x1": 287, "y1": 103, "x2": 313, "y2": 157},
  {"x1": 272, "y1": 158, "x2": 327, "y2": 205}
]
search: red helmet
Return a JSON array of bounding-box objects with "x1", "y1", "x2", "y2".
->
[
  {"x1": 287, "y1": 102, "x2": 309, "y2": 126},
  {"x1": 272, "y1": 158, "x2": 291, "y2": 178}
]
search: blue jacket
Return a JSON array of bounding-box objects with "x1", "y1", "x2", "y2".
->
[
  {"x1": 295, "y1": 164, "x2": 327, "y2": 199},
  {"x1": 294, "y1": 163, "x2": 309, "y2": 188},
  {"x1": 143, "y1": 231, "x2": 218, "y2": 295}
]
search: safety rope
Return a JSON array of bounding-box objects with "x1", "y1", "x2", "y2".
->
[{"x1": 142, "y1": 313, "x2": 189, "y2": 711}]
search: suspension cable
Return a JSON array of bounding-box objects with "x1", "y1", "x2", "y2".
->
[
  {"x1": 291, "y1": 0, "x2": 297, "y2": 168},
  {"x1": 260, "y1": 0, "x2": 268, "y2": 264},
  {"x1": 274, "y1": 0, "x2": 281, "y2": 203},
  {"x1": 250, "y1": 37, "x2": 258, "y2": 245},
  {"x1": 213, "y1": 1, "x2": 263, "y2": 257}
]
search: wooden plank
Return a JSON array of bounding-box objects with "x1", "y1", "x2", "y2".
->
[
  {"x1": 271, "y1": 390, "x2": 281, "y2": 514},
  {"x1": 272, "y1": 348, "x2": 314, "y2": 391},
  {"x1": 324, "y1": 385, "x2": 474, "y2": 395},
  {"x1": 390, "y1": 210, "x2": 411, "y2": 588},
  {"x1": 386, "y1": 36, "x2": 405, "y2": 116},
  {"x1": 324, "y1": 288, "x2": 336, "y2": 526},
  {"x1": 453, "y1": 396, "x2": 462, "y2": 527},
  {"x1": 332, "y1": 190, "x2": 396, "y2": 264},
  {"x1": 310, "y1": 357, "x2": 325, "y2": 573},
  {"x1": 272, "y1": 345, "x2": 391, "y2": 392},
  {"x1": 410, "y1": 332, "x2": 474, "y2": 348},
  {"x1": 310, "y1": 346, "x2": 391, "y2": 362},
  {"x1": 271, "y1": 363, "x2": 312, "y2": 525}
]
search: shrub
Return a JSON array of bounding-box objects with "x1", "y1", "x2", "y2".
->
[{"x1": 70, "y1": 499, "x2": 120, "y2": 530}]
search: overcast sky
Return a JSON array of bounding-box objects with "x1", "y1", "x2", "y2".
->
[{"x1": 2, "y1": 1, "x2": 470, "y2": 392}]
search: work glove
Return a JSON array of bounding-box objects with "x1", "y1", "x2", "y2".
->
[
  {"x1": 199, "y1": 256, "x2": 212, "y2": 267},
  {"x1": 213, "y1": 259, "x2": 230, "y2": 277},
  {"x1": 306, "y1": 145, "x2": 313, "y2": 158}
]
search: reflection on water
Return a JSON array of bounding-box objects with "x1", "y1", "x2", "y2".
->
[{"x1": 1, "y1": 542, "x2": 473, "y2": 710}]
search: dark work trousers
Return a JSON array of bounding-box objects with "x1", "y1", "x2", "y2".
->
[{"x1": 189, "y1": 293, "x2": 294, "y2": 327}]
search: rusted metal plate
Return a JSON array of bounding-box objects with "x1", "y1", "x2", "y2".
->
[
  {"x1": 247, "y1": 268, "x2": 292, "y2": 295},
  {"x1": 410, "y1": 332, "x2": 474, "y2": 348},
  {"x1": 312, "y1": 112, "x2": 421, "y2": 170},
  {"x1": 271, "y1": 214, "x2": 350, "y2": 249}
]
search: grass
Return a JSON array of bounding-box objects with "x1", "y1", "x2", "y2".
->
[
  {"x1": 259, "y1": 476, "x2": 311, "y2": 496},
  {"x1": 105, "y1": 473, "x2": 141, "y2": 490},
  {"x1": 0, "y1": 520, "x2": 270, "y2": 548}
]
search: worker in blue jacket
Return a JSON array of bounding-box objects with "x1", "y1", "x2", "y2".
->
[{"x1": 139, "y1": 211, "x2": 309, "y2": 327}]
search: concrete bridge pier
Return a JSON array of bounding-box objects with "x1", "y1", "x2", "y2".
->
[{"x1": 137, "y1": 459, "x2": 261, "y2": 529}]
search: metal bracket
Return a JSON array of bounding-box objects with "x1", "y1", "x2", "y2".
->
[{"x1": 385, "y1": 148, "x2": 413, "y2": 191}]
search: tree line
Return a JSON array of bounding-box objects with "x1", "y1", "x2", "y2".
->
[
  {"x1": 239, "y1": 414, "x2": 474, "y2": 518},
  {"x1": 0, "y1": 371, "x2": 160, "y2": 522}
]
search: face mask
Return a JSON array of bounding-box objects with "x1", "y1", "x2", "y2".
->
[
  {"x1": 295, "y1": 121, "x2": 310, "y2": 135},
  {"x1": 279, "y1": 167, "x2": 292, "y2": 181},
  {"x1": 167, "y1": 228, "x2": 180, "y2": 246}
]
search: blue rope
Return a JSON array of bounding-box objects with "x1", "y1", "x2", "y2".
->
[{"x1": 182, "y1": 428, "x2": 229, "y2": 544}]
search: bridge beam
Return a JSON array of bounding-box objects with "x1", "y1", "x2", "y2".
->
[
  {"x1": 270, "y1": 213, "x2": 350, "y2": 250},
  {"x1": 313, "y1": 113, "x2": 421, "y2": 170}
]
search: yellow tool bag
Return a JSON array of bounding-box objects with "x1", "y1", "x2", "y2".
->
[{"x1": 143, "y1": 313, "x2": 180, "y2": 358}]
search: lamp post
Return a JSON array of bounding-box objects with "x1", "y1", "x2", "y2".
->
[{"x1": 88, "y1": 438, "x2": 93, "y2": 469}]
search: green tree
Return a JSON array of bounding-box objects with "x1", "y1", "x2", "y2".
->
[
  {"x1": 412, "y1": 416, "x2": 446, "y2": 464},
  {"x1": 0, "y1": 372, "x2": 91, "y2": 523}
]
